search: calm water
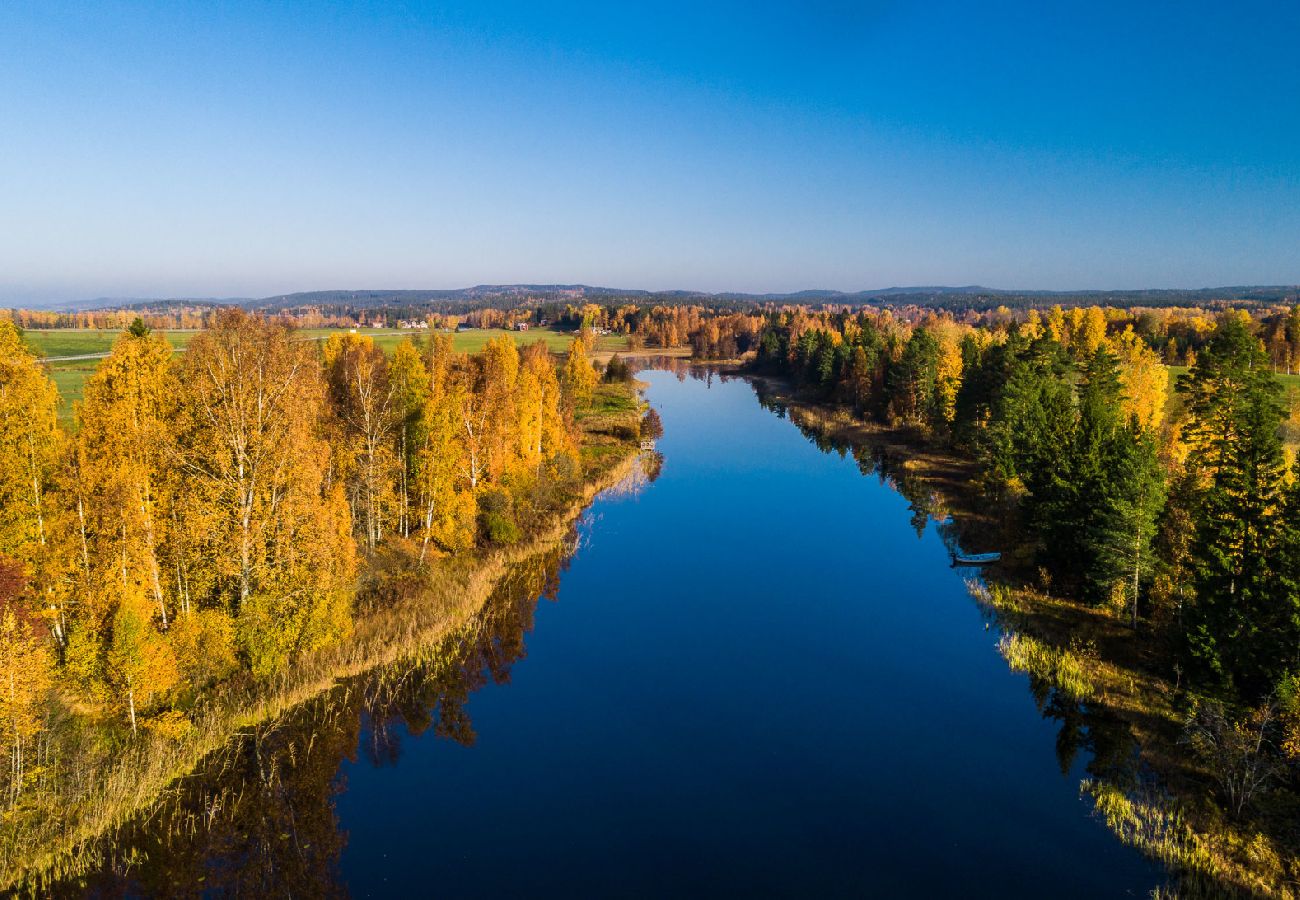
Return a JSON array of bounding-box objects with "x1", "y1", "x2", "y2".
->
[{"x1": 74, "y1": 367, "x2": 1165, "y2": 897}]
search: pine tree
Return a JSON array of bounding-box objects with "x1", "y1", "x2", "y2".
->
[
  {"x1": 1095, "y1": 423, "x2": 1166, "y2": 627},
  {"x1": 1179, "y1": 315, "x2": 1289, "y2": 696}
]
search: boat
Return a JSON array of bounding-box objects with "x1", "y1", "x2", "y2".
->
[{"x1": 951, "y1": 551, "x2": 1001, "y2": 566}]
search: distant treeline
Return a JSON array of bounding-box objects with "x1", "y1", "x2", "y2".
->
[{"x1": 13, "y1": 284, "x2": 1298, "y2": 330}]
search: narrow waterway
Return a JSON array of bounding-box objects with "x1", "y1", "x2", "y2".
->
[{"x1": 69, "y1": 367, "x2": 1165, "y2": 897}]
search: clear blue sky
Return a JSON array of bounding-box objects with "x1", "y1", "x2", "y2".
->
[{"x1": 2, "y1": 0, "x2": 1298, "y2": 302}]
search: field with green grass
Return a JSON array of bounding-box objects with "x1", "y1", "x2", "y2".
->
[
  {"x1": 295, "y1": 326, "x2": 627, "y2": 356},
  {"x1": 21, "y1": 328, "x2": 203, "y2": 359},
  {"x1": 1166, "y1": 364, "x2": 1300, "y2": 393},
  {"x1": 23, "y1": 326, "x2": 627, "y2": 425}
]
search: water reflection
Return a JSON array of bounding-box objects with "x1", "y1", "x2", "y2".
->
[
  {"x1": 749, "y1": 374, "x2": 1000, "y2": 555},
  {"x1": 54, "y1": 366, "x2": 1165, "y2": 898},
  {"x1": 65, "y1": 544, "x2": 575, "y2": 897},
  {"x1": 755, "y1": 372, "x2": 1153, "y2": 843}
]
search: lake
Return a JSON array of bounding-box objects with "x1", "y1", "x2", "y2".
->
[{"x1": 67, "y1": 366, "x2": 1164, "y2": 897}]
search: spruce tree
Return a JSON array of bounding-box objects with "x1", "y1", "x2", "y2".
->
[{"x1": 1179, "y1": 315, "x2": 1289, "y2": 697}]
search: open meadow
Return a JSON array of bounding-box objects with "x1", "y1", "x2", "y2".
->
[{"x1": 23, "y1": 326, "x2": 628, "y2": 424}]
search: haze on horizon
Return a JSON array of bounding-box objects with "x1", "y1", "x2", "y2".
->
[{"x1": 2, "y1": 0, "x2": 1298, "y2": 305}]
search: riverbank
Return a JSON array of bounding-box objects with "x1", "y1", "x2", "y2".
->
[
  {"x1": 742, "y1": 372, "x2": 1299, "y2": 899},
  {"x1": 0, "y1": 384, "x2": 646, "y2": 896}
]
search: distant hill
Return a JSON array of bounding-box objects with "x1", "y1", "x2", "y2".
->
[
  {"x1": 250, "y1": 283, "x2": 1300, "y2": 312},
  {"x1": 27, "y1": 283, "x2": 1300, "y2": 315}
]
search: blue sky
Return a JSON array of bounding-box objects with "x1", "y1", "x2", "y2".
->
[{"x1": 2, "y1": 0, "x2": 1297, "y2": 302}]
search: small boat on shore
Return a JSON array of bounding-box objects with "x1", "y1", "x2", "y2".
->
[{"x1": 951, "y1": 551, "x2": 1001, "y2": 566}]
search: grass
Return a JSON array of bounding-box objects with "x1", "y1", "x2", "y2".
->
[
  {"x1": 295, "y1": 326, "x2": 628, "y2": 356},
  {"x1": 996, "y1": 631, "x2": 1097, "y2": 702},
  {"x1": 1166, "y1": 364, "x2": 1300, "y2": 392},
  {"x1": 23, "y1": 326, "x2": 629, "y2": 427},
  {"x1": 20, "y1": 329, "x2": 202, "y2": 359},
  {"x1": 0, "y1": 382, "x2": 645, "y2": 895}
]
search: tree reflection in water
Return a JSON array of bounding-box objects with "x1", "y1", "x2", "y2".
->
[
  {"x1": 61, "y1": 543, "x2": 575, "y2": 898},
  {"x1": 56, "y1": 364, "x2": 1154, "y2": 896},
  {"x1": 754, "y1": 373, "x2": 1147, "y2": 798}
]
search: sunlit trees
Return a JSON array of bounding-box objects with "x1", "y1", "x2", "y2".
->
[
  {"x1": 1179, "y1": 316, "x2": 1293, "y2": 697},
  {"x1": 0, "y1": 601, "x2": 52, "y2": 803},
  {"x1": 519, "y1": 341, "x2": 573, "y2": 471},
  {"x1": 479, "y1": 337, "x2": 521, "y2": 483},
  {"x1": 324, "y1": 333, "x2": 398, "y2": 549},
  {"x1": 561, "y1": 335, "x2": 598, "y2": 407},
  {"x1": 105, "y1": 587, "x2": 178, "y2": 732},
  {"x1": 75, "y1": 320, "x2": 178, "y2": 629},
  {"x1": 176, "y1": 311, "x2": 355, "y2": 672},
  {"x1": 1111, "y1": 327, "x2": 1168, "y2": 432},
  {"x1": 411, "y1": 335, "x2": 475, "y2": 559},
  {"x1": 0, "y1": 321, "x2": 61, "y2": 566},
  {"x1": 388, "y1": 340, "x2": 430, "y2": 538},
  {"x1": 886, "y1": 327, "x2": 941, "y2": 426}
]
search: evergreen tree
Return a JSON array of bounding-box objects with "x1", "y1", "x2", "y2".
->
[
  {"x1": 886, "y1": 328, "x2": 941, "y2": 426},
  {"x1": 1179, "y1": 315, "x2": 1289, "y2": 697},
  {"x1": 1094, "y1": 422, "x2": 1166, "y2": 626}
]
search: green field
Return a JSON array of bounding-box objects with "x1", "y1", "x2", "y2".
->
[
  {"x1": 294, "y1": 327, "x2": 627, "y2": 356},
  {"x1": 1166, "y1": 364, "x2": 1300, "y2": 392},
  {"x1": 24, "y1": 327, "x2": 627, "y2": 425}
]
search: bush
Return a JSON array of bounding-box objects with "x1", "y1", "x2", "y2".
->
[
  {"x1": 603, "y1": 354, "x2": 633, "y2": 383},
  {"x1": 478, "y1": 489, "x2": 522, "y2": 545},
  {"x1": 640, "y1": 407, "x2": 664, "y2": 440}
]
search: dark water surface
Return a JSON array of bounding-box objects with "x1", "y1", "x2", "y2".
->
[{"x1": 75, "y1": 368, "x2": 1165, "y2": 897}]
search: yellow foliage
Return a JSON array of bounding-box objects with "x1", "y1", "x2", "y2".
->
[
  {"x1": 0, "y1": 321, "x2": 60, "y2": 566},
  {"x1": 1110, "y1": 326, "x2": 1168, "y2": 431},
  {"x1": 1023, "y1": 309, "x2": 1043, "y2": 341},
  {"x1": 0, "y1": 609, "x2": 53, "y2": 795},
  {"x1": 1075, "y1": 306, "x2": 1109, "y2": 357},
  {"x1": 1046, "y1": 305, "x2": 1067, "y2": 344},
  {"x1": 106, "y1": 588, "x2": 178, "y2": 731},
  {"x1": 562, "y1": 336, "x2": 598, "y2": 406},
  {"x1": 168, "y1": 609, "x2": 238, "y2": 689}
]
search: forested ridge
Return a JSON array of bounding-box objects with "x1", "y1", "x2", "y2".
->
[
  {"x1": 0, "y1": 310, "x2": 640, "y2": 891},
  {"x1": 750, "y1": 305, "x2": 1300, "y2": 895}
]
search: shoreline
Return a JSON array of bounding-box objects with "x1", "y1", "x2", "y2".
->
[
  {"x1": 737, "y1": 370, "x2": 1299, "y2": 898},
  {"x1": 3, "y1": 422, "x2": 643, "y2": 894}
]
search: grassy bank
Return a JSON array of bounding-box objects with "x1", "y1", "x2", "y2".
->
[
  {"x1": 0, "y1": 385, "x2": 645, "y2": 896},
  {"x1": 976, "y1": 581, "x2": 1300, "y2": 897}
]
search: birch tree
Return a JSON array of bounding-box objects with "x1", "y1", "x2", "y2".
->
[{"x1": 0, "y1": 320, "x2": 60, "y2": 566}]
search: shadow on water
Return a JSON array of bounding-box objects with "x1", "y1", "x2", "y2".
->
[{"x1": 57, "y1": 542, "x2": 590, "y2": 897}]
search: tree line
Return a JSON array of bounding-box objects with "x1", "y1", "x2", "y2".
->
[{"x1": 753, "y1": 307, "x2": 1300, "y2": 714}]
